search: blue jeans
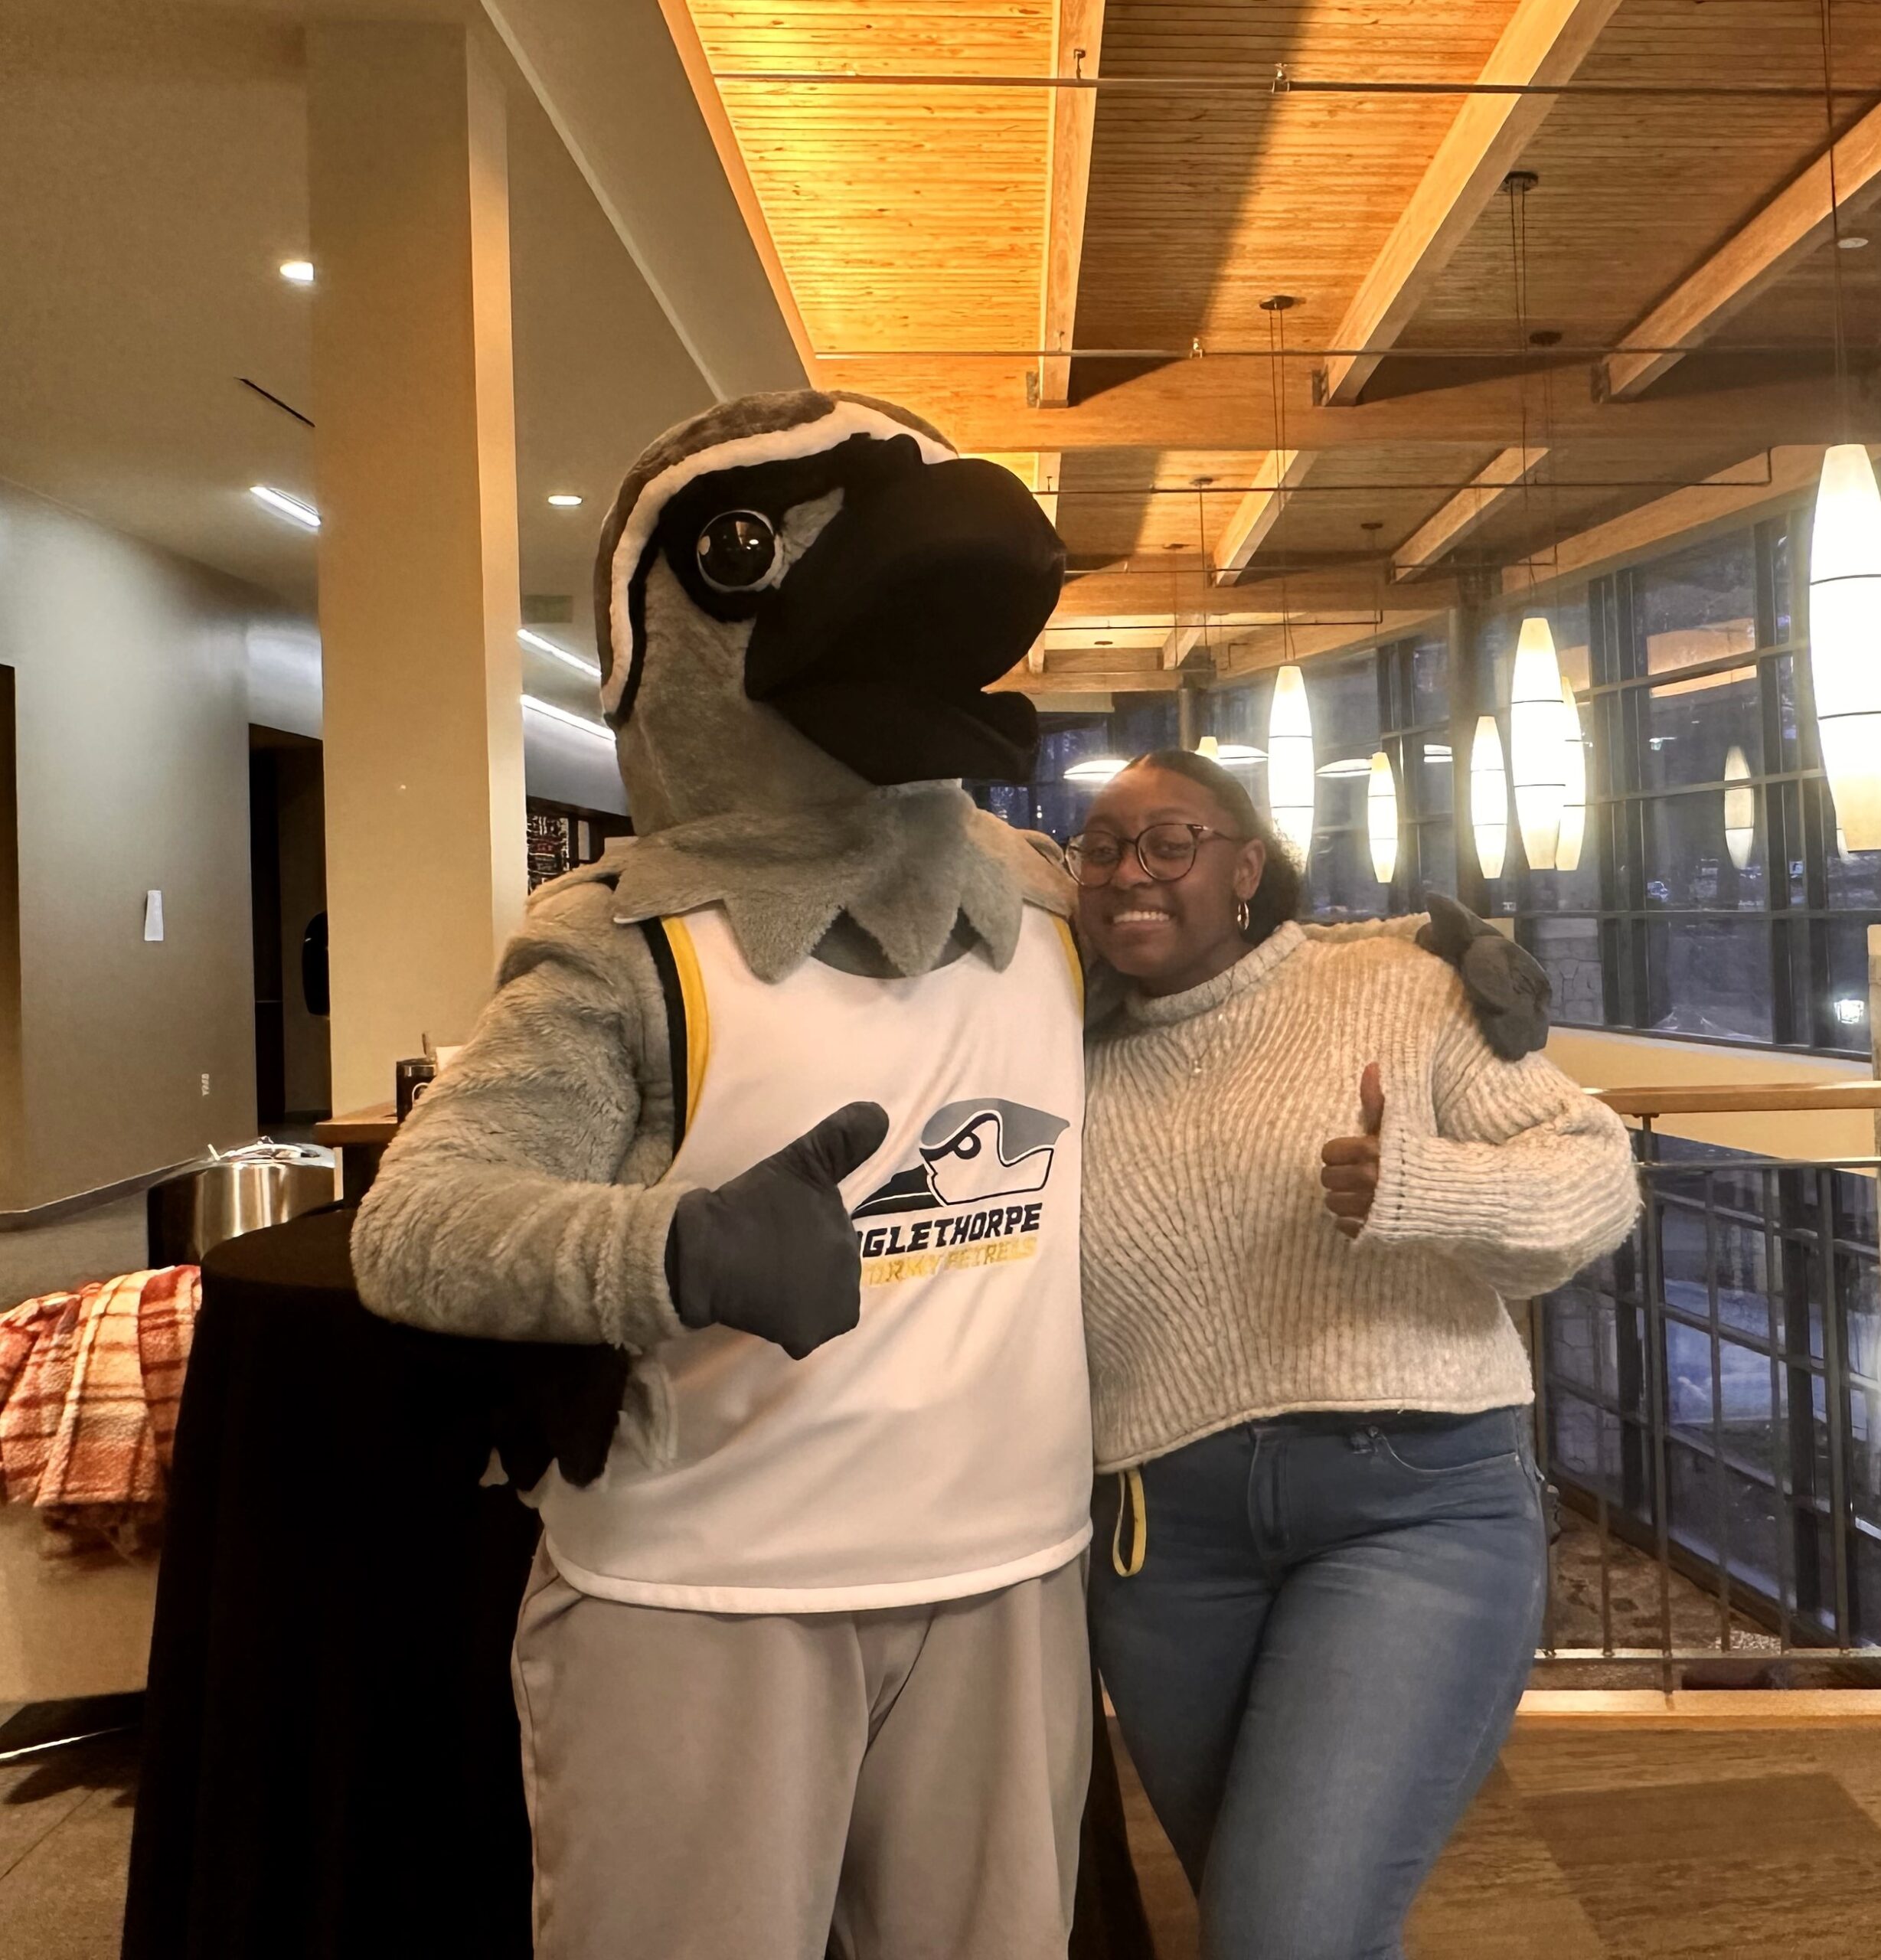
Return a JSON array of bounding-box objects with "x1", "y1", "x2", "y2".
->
[{"x1": 1089, "y1": 1408, "x2": 1547, "y2": 1960}]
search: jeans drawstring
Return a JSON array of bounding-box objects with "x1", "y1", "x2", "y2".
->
[{"x1": 1111, "y1": 1467, "x2": 1147, "y2": 1577}]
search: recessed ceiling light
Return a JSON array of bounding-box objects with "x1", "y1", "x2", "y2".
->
[
  {"x1": 250, "y1": 485, "x2": 319, "y2": 529},
  {"x1": 518, "y1": 628, "x2": 602, "y2": 680},
  {"x1": 524, "y1": 694, "x2": 611, "y2": 740},
  {"x1": 279, "y1": 260, "x2": 314, "y2": 286},
  {"x1": 1839, "y1": 234, "x2": 1870, "y2": 251},
  {"x1": 1065, "y1": 756, "x2": 1126, "y2": 784},
  {"x1": 547, "y1": 493, "x2": 584, "y2": 508}
]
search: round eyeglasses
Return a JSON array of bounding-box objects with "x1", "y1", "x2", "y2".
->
[{"x1": 1064, "y1": 822, "x2": 1244, "y2": 887}]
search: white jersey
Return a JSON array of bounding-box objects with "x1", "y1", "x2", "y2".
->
[{"x1": 537, "y1": 903, "x2": 1092, "y2": 1613}]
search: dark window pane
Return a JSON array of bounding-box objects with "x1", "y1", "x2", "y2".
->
[
  {"x1": 1546, "y1": 1285, "x2": 1619, "y2": 1402},
  {"x1": 1644, "y1": 916, "x2": 1775, "y2": 1042},
  {"x1": 1410, "y1": 634, "x2": 1449, "y2": 727},
  {"x1": 1305, "y1": 822, "x2": 1382, "y2": 919},
  {"x1": 1641, "y1": 666, "x2": 1762, "y2": 792},
  {"x1": 1821, "y1": 917, "x2": 1876, "y2": 1052},
  {"x1": 1667, "y1": 1442, "x2": 1781, "y2": 1594},
  {"x1": 1825, "y1": 837, "x2": 1881, "y2": 910},
  {"x1": 1775, "y1": 652, "x2": 1810, "y2": 774},
  {"x1": 1641, "y1": 792, "x2": 1769, "y2": 910},
  {"x1": 1637, "y1": 532, "x2": 1758, "y2": 675},
  {"x1": 1409, "y1": 733, "x2": 1455, "y2": 818},
  {"x1": 1412, "y1": 820, "x2": 1456, "y2": 900},
  {"x1": 1303, "y1": 651, "x2": 1383, "y2": 773},
  {"x1": 1533, "y1": 914, "x2": 1604, "y2": 1025},
  {"x1": 1546, "y1": 1389, "x2": 1626, "y2": 1504},
  {"x1": 1772, "y1": 521, "x2": 1794, "y2": 642}
]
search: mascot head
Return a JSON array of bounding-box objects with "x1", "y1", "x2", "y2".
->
[{"x1": 594, "y1": 390, "x2": 1064, "y2": 834}]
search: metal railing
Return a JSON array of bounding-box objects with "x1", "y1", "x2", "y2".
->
[{"x1": 1532, "y1": 1088, "x2": 1881, "y2": 1687}]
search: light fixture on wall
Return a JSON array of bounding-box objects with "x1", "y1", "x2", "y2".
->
[
  {"x1": 1723, "y1": 743, "x2": 1755, "y2": 870},
  {"x1": 1065, "y1": 756, "x2": 1126, "y2": 785},
  {"x1": 547, "y1": 493, "x2": 585, "y2": 508},
  {"x1": 1471, "y1": 714, "x2": 1508, "y2": 880},
  {"x1": 518, "y1": 628, "x2": 603, "y2": 681},
  {"x1": 1556, "y1": 678, "x2": 1587, "y2": 873},
  {"x1": 1510, "y1": 616, "x2": 1568, "y2": 868},
  {"x1": 1266, "y1": 665, "x2": 1315, "y2": 865},
  {"x1": 250, "y1": 485, "x2": 320, "y2": 530},
  {"x1": 524, "y1": 694, "x2": 612, "y2": 740},
  {"x1": 1367, "y1": 751, "x2": 1399, "y2": 884},
  {"x1": 279, "y1": 260, "x2": 315, "y2": 286},
  {"x1": 1316, "y1": 758, "x2": 1373, "y2": 779}
]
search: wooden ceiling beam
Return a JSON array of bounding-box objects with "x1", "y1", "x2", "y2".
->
[
  {"x1": 1500, "y1": 444, "x2": 1833, "y2": 594},
  {"x1": 1315, "y1": 0, "x2": 1624, "y2": 407},
  {"x1": 1059, "y1": 563, "x2": 1458, "y2": 619},
  {"x1": 1392, "y1": 445, "x2": 1548, "y2": 580},
  {"x1": 993, "y1": 664, "x2": 1181, "y2": 694},
  {"x1": 855, "y1": 361, "x2": 1860, "y2": 456},
  {"x1": 1210, "y1": 449, "x2": 1314, "y2": 583},
  {"x1": 1602, "y1": 106, "x2": 1881, "y2": 401},
  {"x1": 1036, "y1": 0, "x2": 1106, "y2": 410},
  {"x1": 1216, "y1": 612, "x2": 1450, "y2": 681}
]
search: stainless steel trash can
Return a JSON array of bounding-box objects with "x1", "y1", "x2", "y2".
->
[{"x1": 147, "y1": 1146, "x2": 336, "y2": 1266}]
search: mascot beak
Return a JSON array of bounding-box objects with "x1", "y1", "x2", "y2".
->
[{"x1": 743, "y1": 457, "x2": 1063, "y2": 785}]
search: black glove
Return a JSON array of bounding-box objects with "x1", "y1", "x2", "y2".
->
[
  {"x1": 485, "y1": 1341, "x2": 632, "y2": 1491},
  {"x1": 665, "y1": 1101, "x2": 890, "y2": 1360},
  {"x1": 1416, "y1": 893, "x2": 1552, "y2": 1061}
]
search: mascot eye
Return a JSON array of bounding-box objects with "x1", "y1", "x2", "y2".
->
[{"x1": 695, "y1": 511, "x2": 778, "y2": 593}]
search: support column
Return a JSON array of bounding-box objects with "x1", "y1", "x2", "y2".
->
[{"x1": 308, "y1": 24, "x2": 526, "y2": 1113}]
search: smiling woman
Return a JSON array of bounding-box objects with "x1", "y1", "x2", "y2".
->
[
  {"x1": 1074, "y1": 744, "x2": 1638, "y2": 1960},
  {"x1": 1069, "y1": 748, "x2": 1300, "y2": 998}
]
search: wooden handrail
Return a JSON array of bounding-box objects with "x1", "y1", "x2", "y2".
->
[
  {"x1": 313, "y1": 1102, "x2": 398, "y2": 1148},
  {"x1": 1592, "y1": 1082, "x2": 1881, "y2": 1119}
]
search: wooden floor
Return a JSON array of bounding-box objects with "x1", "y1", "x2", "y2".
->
[
  {"x1": 1117, "y1": 1720, "x2": 1881, "y2": 1958},
  {"x1": 5, "y1": 1705, "x2": 1881, "y2": 1956}
]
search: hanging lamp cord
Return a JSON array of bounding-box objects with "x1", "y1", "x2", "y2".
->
[{"x1": 1821, "y1": 0, "x2": 1853, "y2": 444}]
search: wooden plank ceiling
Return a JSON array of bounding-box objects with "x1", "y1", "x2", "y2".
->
[{"x1": 683, "y1": 0, "x2": 1881, "y2": 695}]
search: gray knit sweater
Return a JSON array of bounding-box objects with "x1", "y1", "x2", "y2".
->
[{"x1": 1080, "y1": 921, "x2": 1641, "y2": 1473}]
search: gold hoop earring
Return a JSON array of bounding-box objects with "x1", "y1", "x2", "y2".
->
[{"x1": 1235, "y1": 899, "x2": 1251, "y2": 933}]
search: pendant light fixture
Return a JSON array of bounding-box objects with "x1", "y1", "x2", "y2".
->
[
  {"x1": 1509, "y1": 616, "x2": 1569, "y2": 868},
  {"x1": 1809, "y1": 2, "x2": 1881, "y2": 850},
  {"x1": 1471, "y1": 714, "x2": 1509, "y2": 880},
  {"x1": 1810, "y1": 443, "x2": 1881, "y2": 848},
  {"x1": 1556, "y1": 678, "x2": 1587, "y2": 873},
  {"x1": 1723, "y1": 743, "x2": 1755, "y2": 870},
  {"x1": 1267, "y1": 665, "x2": 1315, "y2": 867},
  {"x1": 1367, "y1": 751, "x2": 1399, "y2": 884}
]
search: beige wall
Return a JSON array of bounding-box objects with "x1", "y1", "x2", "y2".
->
[
  {"x1": 1546, "y1": 1024, "x2": 1873, "y2": 1159},
  {"x1": 0, "y1": 478, "x2": 265, "y2": 1207}
]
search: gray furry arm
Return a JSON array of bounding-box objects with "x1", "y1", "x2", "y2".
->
[{"x1": 350, "y1": 957, "x2": 687, "y2": 1351}]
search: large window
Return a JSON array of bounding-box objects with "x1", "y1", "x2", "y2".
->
[
  {"x1": 970, "y1": 501, "x2": 1876, "y2": 1059},
  {"x1": 1483, "y1": 514, "x2": 1879, "y2": 1058}
]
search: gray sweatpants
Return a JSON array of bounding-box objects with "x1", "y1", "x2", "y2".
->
[{"x1": 511, "y1": 1546, "x2": 1091, "y2": 1960}]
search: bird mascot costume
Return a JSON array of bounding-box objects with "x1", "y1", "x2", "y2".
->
[{"x1": 351, "y1": 388, "x2": 1550, "y2": 1960}]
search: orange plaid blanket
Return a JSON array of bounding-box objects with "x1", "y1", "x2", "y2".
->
[{"x1": 0, "y1": 1265, "x2": 200, "y2": 1556}]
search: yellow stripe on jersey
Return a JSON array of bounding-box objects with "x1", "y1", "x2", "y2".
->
[
  {"x1": 660, "y1": 916, "x2": 711, "y2": 1136},
  {"x1": 1050, "y1": 915, "x2": 1085, "y2": 1016}
]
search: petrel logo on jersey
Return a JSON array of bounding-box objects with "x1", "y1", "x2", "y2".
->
[{"x1": 853, "y1": 1099, "x2": 1069, "y2": 1218}]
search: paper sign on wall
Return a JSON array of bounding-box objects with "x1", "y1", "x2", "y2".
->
[{"x1": 144, "y1": 890, "x2": 164, "y2": 942}]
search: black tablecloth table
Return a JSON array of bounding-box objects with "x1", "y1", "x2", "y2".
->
[
  {"x1": 122, "y1": 1210, "x2": 541, "y2": 1960},
  {"x1": 122, "y1": 1207, "x2": 1151, "y2": 1960}
]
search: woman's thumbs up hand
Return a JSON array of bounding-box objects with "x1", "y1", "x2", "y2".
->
[{"x1": 1320, "y1": 1062, "x2": 1385, "y2": 1240}]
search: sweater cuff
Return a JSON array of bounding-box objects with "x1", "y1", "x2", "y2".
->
[
  {"x1": 603, "y1": 1178, "x2": 694, "y2": 1351},
  {"x1": 1363, "y1": 1125, "x2": 1509, "y2": 1253}
]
